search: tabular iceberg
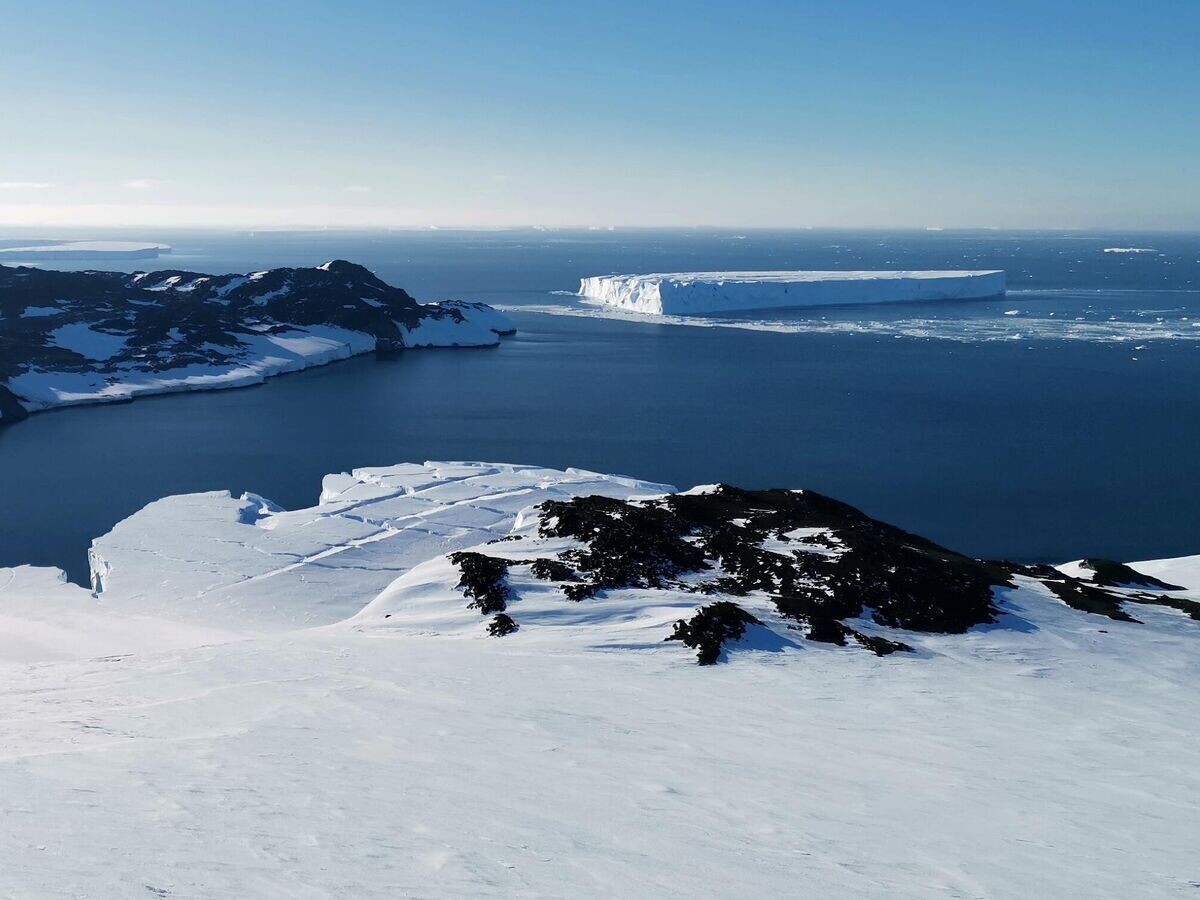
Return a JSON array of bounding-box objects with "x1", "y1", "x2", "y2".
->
[
  {"x1": 0, "y1": 240, "x2": 171, "y2": 259},
  {"x1": 579, "y1": 269, "x2": 1007, "y2": 315}
]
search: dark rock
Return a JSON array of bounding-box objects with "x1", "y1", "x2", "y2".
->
[
  {"x1": 803, "y1": 615, "x2": 912, "y2": 655},
  {"x1": 539, "y1": 494, "x2": 708, "y2": 600},
  {"x1": 1042, "y1": 578, "x2": 1141, "y2": 622},
  {"x1": 998, "y1": 563, "x2": 1200, "y2": 623},
  {"x1": 529, "y1": 558, "x2": 577, "y2": 582},
  {"x1": 446, "y1": 552, "x2": 512, "y2": 614},
  {"x1": 487, "y1": 613, "x2": 519, "y2": 636},
  {"x1": 538, "y1": 486, "x2": 1006, "y2": 653},
  {"x1": 528, "y1": 484, "x2": 1198, "y2": 661},
  {"x1": 666, "y1": 601, "x2": 760, "y2": 665},
  {"x1": 852, "y1": 632, "x2": 913, "y2": 656},
  {"x1": 1078, "y1": 558, "x2": 1184, "y2": 591},
  {"x1": 0, "y1": 383, "x2": 28, "y2": 425},
  {"x1": 805, "y1": 616, "x2": 850, "y2": 645}
]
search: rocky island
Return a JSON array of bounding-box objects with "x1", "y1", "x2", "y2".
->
[{"x1": 0, "y1": 260, "x2": 514, "y2": 424}]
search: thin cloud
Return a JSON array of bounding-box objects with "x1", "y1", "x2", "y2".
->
[
  {"x1": 122, "y1": 179, "x2": 161, "y2": 190},
  {"x1": 343, "y1": 185, "x2": 372, "y2": 194},
  {"x1": 0, "y1": 181, "x2": 53, "y2": 189}
]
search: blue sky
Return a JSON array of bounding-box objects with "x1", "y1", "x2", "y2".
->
[{"x1": 1, "y1": 0, "x2": 1197, "y2": 229}]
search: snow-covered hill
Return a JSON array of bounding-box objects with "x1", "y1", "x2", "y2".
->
[
  {"x1": 0, "y1": 260, "x2": 514, "y2": 423},
  {"x1": 0, "y1": 461, "x2": 1196, "y2": 897}
]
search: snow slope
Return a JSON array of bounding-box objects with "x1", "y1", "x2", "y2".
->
[
  {"x1": 84, "y1": 462, "x2": 673, "y2": 632},
  {"x1": 579, "y1": 270, "x2": 1007, "y2": 314},
  {"x1": 0, "y1": 461, "x2": 1197, "y2": 898}
]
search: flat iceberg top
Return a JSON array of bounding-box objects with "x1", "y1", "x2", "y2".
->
[
  {"x1": 580, "y1": 269, "x2": 1006, "y2": 315},
  {"x1": 599, "y1": 269, "x2": 1003, "y2": 285}
]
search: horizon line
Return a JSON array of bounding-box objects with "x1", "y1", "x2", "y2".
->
[{"x1": 1, "y1": 223, "x2": 1198, "y2": 235}]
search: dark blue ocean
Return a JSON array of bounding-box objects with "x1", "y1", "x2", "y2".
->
[{"x1": 2, "y1": 228, "x2": 1198, "y2": 583}]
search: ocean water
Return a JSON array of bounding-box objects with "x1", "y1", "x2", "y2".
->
[{"x1": 1, "y1": 228, "x2": 1198, "y2": 584}]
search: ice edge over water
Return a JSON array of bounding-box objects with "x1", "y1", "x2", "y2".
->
[{"x1": 512, "y1": 296, "x2": 1200, "y2": 344}]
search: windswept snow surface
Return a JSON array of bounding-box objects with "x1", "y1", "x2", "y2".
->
[
  {"x1": 579, "y1": 270, "x2": 1006, "y2": 314},
  {"x1": 46, "y1": 322, "x2": 129, "y2": 361},
  {"x1": 0, "y1": 461, "x2": 1198, "y2": 898}
]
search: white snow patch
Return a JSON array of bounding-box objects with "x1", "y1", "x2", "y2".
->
[
  {"x1": 47, "y1": 323, "x2": 128, "y2": 360},
  {"x1": 400, "y1": 304, "x2": 515, "y2": 347},
  {"x1": 433, "y1": 300, "x2": 517, "y2": 335},
  {"x1": 212, "y1": 275, "x2": 248, "y2": 299}
]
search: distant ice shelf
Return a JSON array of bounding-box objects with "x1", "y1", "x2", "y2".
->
[
  {"x1": 578, "y1": 270, "x2": 1007, "y2": 315},
  {"x1": 0, "y1": 240, "x2": 170, "y2": 259}
]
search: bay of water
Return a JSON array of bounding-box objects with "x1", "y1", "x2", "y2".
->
[{"x1": 1, "y1": 228, "x2": 1198, "y2": 583}]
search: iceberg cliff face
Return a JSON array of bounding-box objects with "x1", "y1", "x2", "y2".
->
[
  {"x1": 579, "y1": 270, "x2": 1006, "y2": 315},
  {"x1": 0, "y1": 260, "x2": 515, "y2": 421}
]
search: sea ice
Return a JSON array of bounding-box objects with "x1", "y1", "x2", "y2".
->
[{"x1": 1, "y1": 261, "x2": 516, "y2": 419}]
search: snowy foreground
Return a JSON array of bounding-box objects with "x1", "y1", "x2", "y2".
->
[
  {"x1": 579, "y1": 270, "x2": 1006, "y2": 315},
  {"x1": 0, "y1": 260, "x2": 513, "y2": 424},
  {"x1": 1, "y1": 462, "x2": 1197, "y2": 898}
]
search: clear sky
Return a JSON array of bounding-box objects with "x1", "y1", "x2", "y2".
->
[{"x1": 1, "y1": 0, "x2": 1197, "y2": 230}]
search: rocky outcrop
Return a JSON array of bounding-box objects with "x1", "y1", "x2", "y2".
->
[{"x1": 0, "y1": 260, "x2": 514, "y2": 423}]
